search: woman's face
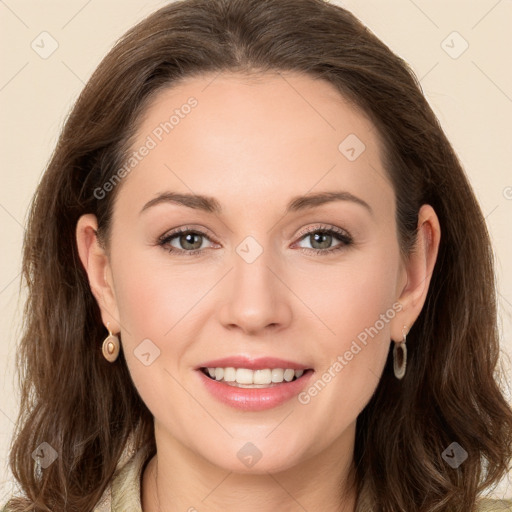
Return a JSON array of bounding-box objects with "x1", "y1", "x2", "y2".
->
[{"x1": 84, "y1": 72, "x2": 426, "y2": 474}]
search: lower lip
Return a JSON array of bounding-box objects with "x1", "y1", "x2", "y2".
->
[{"x1": 197, "y1": 369, "x2": 314, "y2": 411}]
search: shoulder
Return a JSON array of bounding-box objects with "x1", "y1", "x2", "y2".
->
[
  {"x1": 100, "y1": 440, "x2": 154, "y2": 511},
  {"x1": 2, "y1": 442, "x2": 154, "y2": 512},
  {"x1": 3, "y1": 487, "x2": 511, "y2": 511},
  {"x1": 475, "y1": 498, "x2": 512, "y2": 511}
]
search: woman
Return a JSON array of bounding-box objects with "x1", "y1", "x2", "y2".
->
[{"x1": 3, "y1": 0, "x2": 512, "y2": 510}]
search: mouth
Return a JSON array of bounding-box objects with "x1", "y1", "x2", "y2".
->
[
  {"x1": 196, "y1": 358, "x2": 316, "y2": 410},
  {"x1": 199, "y1": 367, "x2": 314, "y2": 388}
]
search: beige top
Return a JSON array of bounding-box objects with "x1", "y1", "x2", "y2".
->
[
  {"x1": 93, "y1": 440, "x2": 153, "y2": 512},
  {"x1": 91, "y1": 442, "x2": 512, "y2": 512}
]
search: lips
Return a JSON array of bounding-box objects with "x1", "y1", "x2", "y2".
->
[{"x1": 195, "y1": 356, "x2": 314, "y2": 411}]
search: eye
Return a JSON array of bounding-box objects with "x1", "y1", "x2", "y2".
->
[
  {"x1": 158, "y1": 226, "x2": 217, "y2": 256},
  {"x1": 293, "y1": 225, "x2": 353, "y2": 255},
  {"x1": 157, "y1": 224, "x2": 353, "y2": 257}
]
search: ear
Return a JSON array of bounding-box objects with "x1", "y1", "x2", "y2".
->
[
  {"x1": 391, "y1": 204, "x2": 441, "y2": 341},
  {"x1": 76, "y1": 214, "x2": 121, "y2": 332}
]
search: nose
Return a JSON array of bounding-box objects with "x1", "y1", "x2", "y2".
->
[{"x1": 217, "y1": 241, "x2": 293, "y2": 336}]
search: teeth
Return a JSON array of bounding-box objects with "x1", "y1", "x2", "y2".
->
[
  {"x1": 203, "y1": 367, "x2": 307, "y2": 386},
  {"x1": 284, "y1": 369, "x2": 295, "y2": 382},
  {"x1": 236, "y1": 368, "x2": 254, "y2": 384},
  {"x1": 253, "y1": 369, "x2": 272, "y2": 385},
  {"x1": 223, "y1": 367, "x2": 236, "y2": 382},
  {"x1": 271, "y1": 368, "x2": 284, "y2": 383}
]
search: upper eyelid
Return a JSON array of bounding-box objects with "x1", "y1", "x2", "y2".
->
[
  {"x1": 295, "y1": 224, "x2": 351, "y2": 239},
  {"x1": 159, "y1": 225, "x2": 216, "y2": 241}
]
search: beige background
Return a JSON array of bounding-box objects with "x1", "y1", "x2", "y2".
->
[{"x1": 1, "y1": 0, "x2": 511, "y2": 503}]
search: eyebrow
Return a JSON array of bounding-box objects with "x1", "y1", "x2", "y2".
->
[{"x1": 140, "y1": 190, "x2": 373, "y2": 216}]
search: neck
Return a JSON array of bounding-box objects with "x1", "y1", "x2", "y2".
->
[{"x1": 141, "y1": 424, "x2": 358, "y2": 512}]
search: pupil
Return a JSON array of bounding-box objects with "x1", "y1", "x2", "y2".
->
[
  {"x1": 182, "y1": 233, "x2": 201, "y2": 250},
  {"x1": 312, "y1": 232, "x2": 331, "y2": 249}
]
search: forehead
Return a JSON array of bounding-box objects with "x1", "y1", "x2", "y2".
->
[{"x1": 113, "y1": 71, "x2": 393, "y2": 220}]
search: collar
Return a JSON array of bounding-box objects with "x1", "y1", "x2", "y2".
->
[{"x1": 94, "y1": 441, "x2": 153, "y2": 512}]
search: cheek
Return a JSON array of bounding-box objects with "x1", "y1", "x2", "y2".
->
[
  {"x1": 109, "y1": 254, "x2": 197, "y2": 427},
  {"x1": 108, "y1": 250, "x2": 196, "y2": 406},
  {"x1": 293, "y1": 240, "x2": 400, "y2": 347},
  {"x1": 111, "y1": 247, "x2": 197, "y2": 337},
  {"x1": 295, "y1": 243, "x2": 399, "y2": 411}
]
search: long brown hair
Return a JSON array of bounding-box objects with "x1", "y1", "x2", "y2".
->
[{"x1": 5, "y1": 0, "x2": 512, "y2": 510}]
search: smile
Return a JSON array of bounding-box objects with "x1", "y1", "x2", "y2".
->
[
  {"x1": 197, "y1": 366, "x2": 314, "y2": 411},
  {"x1": 201, "y1": 367, "x2": 307, "y2": 387}
]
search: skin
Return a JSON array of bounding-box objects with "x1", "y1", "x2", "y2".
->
[{"x1": 76, "y1": 72, "x2": 440, "y2": 512}]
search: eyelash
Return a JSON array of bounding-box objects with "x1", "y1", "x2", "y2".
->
[{"x1": 157, "y1": 224, "x2": 353, "y2": 257}]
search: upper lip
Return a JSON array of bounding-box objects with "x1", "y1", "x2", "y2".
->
[{"x1": 196, "y1": 356, "x2": 312, "y2": 371}]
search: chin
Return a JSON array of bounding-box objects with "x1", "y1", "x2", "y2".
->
[{"x1": 201, "y1": 443, "x2": 307, "y2": 475}]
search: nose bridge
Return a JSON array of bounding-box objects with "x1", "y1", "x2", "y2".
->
[
  {"x1": 233, "y1": 233, "x2": 278, "y2": 304},
  {"x1": 218, "y1": 232, "x2": 291, "y2": 333},
  {"x1": 235, "y1": 235, "x2": 273, "y2": 290}
]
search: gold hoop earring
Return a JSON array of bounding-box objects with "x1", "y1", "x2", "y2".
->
[
  {"x1": 102, "y1": 322, "x2": 120, "y2": 362},
  {"x1": 393, "y1": 326, "x2": 408, "y2": 380}
]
